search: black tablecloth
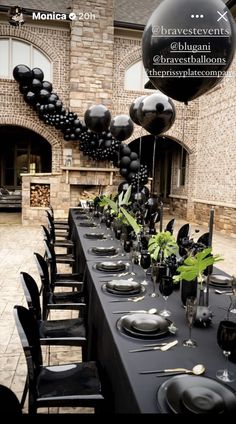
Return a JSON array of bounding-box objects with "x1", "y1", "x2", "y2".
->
[{"x1": 69, "y1": 208, "x2": 236, "y2": 413}]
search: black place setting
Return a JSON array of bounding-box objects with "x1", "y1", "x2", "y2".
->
[{"x1": 68, "y1": 208, "x2": 236, "y2": 414}]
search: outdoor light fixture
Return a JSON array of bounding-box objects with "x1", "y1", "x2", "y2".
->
[{"x1": 9, "y1": 6, "x2": 25, "y2": 27}]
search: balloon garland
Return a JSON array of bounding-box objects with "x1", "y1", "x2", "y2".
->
[{"x1": 13, "y1": 64, "x2": 150, "y2": 189}]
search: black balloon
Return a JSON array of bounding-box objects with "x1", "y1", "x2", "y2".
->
[
  {"x1": 31, "y1": 78, "x2": 42, "y2": 92},
  {"x1": 48, "y1": 93, "x2": 59, "y2": 104},
  {"x1": 120, "y1": 168, "x2": 129, "y2": 177},
  {"x1": 13, "y1": 65, "x2": 32, "y2": 83},
  {"x1": 120, "y1": 156, "x2": 131, "y2": 168},
  {"x1": 110, "y1": 115, "x2": 134, "y2": 141},
  {"x1": 137, "y1": 93, "x2": 176, "y2": 135},
  {"x1": 55, "y1": 100, "x2": 63, "y2": 111},
  {"x1": 142, "y1": 0, "x2": 236, "y2": 103},
  {"x1": 42, "y1": 81, "x2": 53, "y2": 92},
  {"x1": 39, "y1": 89, "x2": 51, "y2": 103},
  {"x1": 129, "y1": 95, "x2": 146, "y2": 125},
  {"x1": 130, "y1": 152, "x2": 138, "y2": 161},
  {"x1": 84, "y1": 104, "x2": 111, "y2": 133},
  {"x1": 129, "y1": 160, "x2": 140, "y2": 172},
  {"x1": 19, "y1": 84, "x2": 29, "y2": 94},
  {"x1": 32, "y1": 67, "x2": 44, "y2": 81},
  {"x1": 121, "y1": 145, "x2": 131, "y2": 156},
  {"x1": 24, "y1": 91, "x2": 37, "y2": 105}
]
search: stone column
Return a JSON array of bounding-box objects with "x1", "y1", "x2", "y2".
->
[{"x1": 70, "y1": 0, "x2": 114, "y2": 116}]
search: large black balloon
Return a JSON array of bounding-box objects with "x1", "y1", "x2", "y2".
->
[
  {"x1": 24, "y1": 91, "x2": 37, "y2": 105},
  {"x1": 32, "y1": 67, "x2": 44, "y2": 81},
  {"x1": 110, "y1": 115, "x2": 134, "y2": 141},
  {"x1": 129, "y1": 95, "x2": 146, "y2": 125},
  {"x1": 142, "y1": 0, "x2": 236, "y2": 103},
  {"x1": 13, "y1": 65, "x2": 32, "y2": 83},
  {"x1": 84, "y1": 104, "x2": 111, "y2": 133},
  {"x1": 137, "y1": 93, "x2": 176, "y2": 135}
]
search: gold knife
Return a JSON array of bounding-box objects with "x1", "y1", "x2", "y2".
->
[{"x1": 129, "y1": 340, "x2": 178, "y2": 353}]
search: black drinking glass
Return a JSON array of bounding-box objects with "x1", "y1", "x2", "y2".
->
[
  {"x1": 159, "y1": 276, "x2": 173, "y2": 317},
  {"x1": 140, "y1": 250, "x2": 151, "y2": 285},
  {"x1": 216, "y1": 320, "x2": 236, "y2": 382}
]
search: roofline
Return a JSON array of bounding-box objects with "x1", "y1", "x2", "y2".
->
[
  {"x1": 0, "y1": 0, "x2": 235, "y2": 26},
  {"x1": 114, "y1": 20, "x2": 144, "y2": 31}
]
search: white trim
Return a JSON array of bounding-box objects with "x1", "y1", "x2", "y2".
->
[{"x1": 169, "y1": 194, "x2": 188, "y2": 200}]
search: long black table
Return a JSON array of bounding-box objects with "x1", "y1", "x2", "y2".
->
[{"x1": 69, "y1": 208, "x2": 236, "y2": 413}]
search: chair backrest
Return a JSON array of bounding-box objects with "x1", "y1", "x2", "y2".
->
[
  {"x1": 176, "y1": 223, "x2": 190, "y2": 245},
  {"x1": 165, "y1": 218, "x2": 175, "y2": 235},
  {"x1": 41, "y1": 225, "x2": 51, "y2": 243},
  {"x1": 14, "y1": 306, "x2": 43, "y2": 408},
  {"x1": 43, "y1": 240, "x2": 58, "y2": 279},
  {"x1": 14, "y1": 305, "x2": 43, "y2": 371},
  {"x1": 197, "y1": 232, "x2": 210, "y2": 247},
  {"x1": 20, "y1": 272, "x2": 42, "y2": 321},
  {"x1": 34, "y1": 252, "x2": 51, "y2": 288},
  {"x1": 0, "y1": 385, "x2": 22, "y2": 415}
]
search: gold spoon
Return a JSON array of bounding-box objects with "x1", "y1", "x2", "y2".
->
[{"x1": 140, "y1": 364, "x2": 205, "y2": 375}]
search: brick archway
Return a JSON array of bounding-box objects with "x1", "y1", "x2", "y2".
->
[{"x1": 0, "y1": 116, "x2": 62, "y2": 172}]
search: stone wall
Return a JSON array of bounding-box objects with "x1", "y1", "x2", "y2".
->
[
  {"x1": 69, "y1": 0, "x2": 114, "y2": 115},
  {"x1": 169, "y1": 196, "x2": 188, "y2": 219},
  {"x1": 194, "y1": 202, "x2": 236, "y2": 235}
]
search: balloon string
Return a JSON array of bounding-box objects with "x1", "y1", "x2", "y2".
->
[
  {"x1": 137, "y1": 133, "x2": 142, "y2": 195},
  {"x1": 180, "y1": 104, "x2": 187, "y2": 178},
  {"x1": 151, "y1": 136, "x2": 157, "y2": 193}
]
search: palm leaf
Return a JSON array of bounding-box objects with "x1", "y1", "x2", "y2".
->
[{"x1": 120, "y1": 207, "x2": 141, "y2": 235}]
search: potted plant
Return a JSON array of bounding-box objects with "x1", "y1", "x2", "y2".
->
[
  {"x1": 148, "y1": 232, "x2": 179, "y2": 283},
  {"x1": 173, "y1": 247, "x2": 223, "y2": 306},
  {"x1": 148, "y1": 231, "x2": 178, "y2": 263}
]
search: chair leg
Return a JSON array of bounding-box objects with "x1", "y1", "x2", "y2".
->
[{"x1": 20, "y1": 375, "x2": 29, "y2": 409}]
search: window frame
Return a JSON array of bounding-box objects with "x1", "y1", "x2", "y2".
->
[
  {"x1": 0, "y1": 37, "x2": 52, "y2": 81},
  {"x1": 124, "y1": 59, "x2": 149, "y2": 92}
]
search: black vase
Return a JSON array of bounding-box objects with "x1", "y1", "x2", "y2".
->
[{"x1": 181, "y1": 279, "x2": 198, "y2": 306}]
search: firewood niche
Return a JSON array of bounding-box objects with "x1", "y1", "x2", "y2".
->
[{"x1": 30, "y1": 184, "x2": 50, "y2": 207}]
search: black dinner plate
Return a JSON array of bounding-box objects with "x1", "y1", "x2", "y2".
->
[
  {"x1": 101, "y1": 281, "x2": 144, "y2": 296},
  {"x1": 75, "y1": 215, "x2": 90, "y2": 220},
  {"x1": 84, "y1": 233, "x2": 105, "y2": 240},
  {"x1": 89, "y1": 247, "x2": 118, "y2": 256},
  {"x1": 94, "y1": 261, "x2": 127, "y2": 272},
  {"x1": 78, "y1": 222, "x2": 97, "y2": 227},
  {"x1": 117, "y1": 313, "x2": 171, "y2": 339},
  {"x1": 157, "y1": 375, "x2": 236, "y2": 414},
  {"x1": 208, "y1": 274, "x2": 233, "y2": 288}
]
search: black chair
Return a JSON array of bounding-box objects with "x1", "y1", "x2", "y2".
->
[
  {"x1": 34, "y1": 253, "x2": 86, "y2": 320},
  {"x1": 34, "y1": 252, "x2": 83, "y2": 293},
  {"x1": 48, "y1": 205, "x2": 70, "y2": 227},
  {"x1": 20, "y1": 272, "x2": 87, "y2": 349},
  {"x1": 42, "y1": 225, "x2": 74, "y2": 251},
  {"x1": 0, "y1": 385, "x2": 22, "y2": 416},
  {"x1": 46, "y1": 208, "x2": 70, "y2": 230},
  {"x1": 20, "y1": 272, "x2": 88, "y2": 409},
  {"x1": 14, "y1": 305, "x2": 105, "y2": 415}
]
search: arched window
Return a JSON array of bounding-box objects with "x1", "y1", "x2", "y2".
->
[
  {"x1": 124, "y1": 60, "x2": 149, "y2": 91},
  {"x1": 0, "y1": 38, "x2": 52, "y2": 80}
]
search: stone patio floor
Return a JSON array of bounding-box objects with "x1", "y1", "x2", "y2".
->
[{"x1": 0, "y1": 211, "x2": 235, "y2": 414}]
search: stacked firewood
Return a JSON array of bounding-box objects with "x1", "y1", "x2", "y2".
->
[{"x1": 30, "y1": 184, "x2": 50, "y2": 207}]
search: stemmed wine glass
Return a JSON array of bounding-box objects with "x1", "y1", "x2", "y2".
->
[
  {"x1": 182, "y1": 296, "x2": 197, "y2": 347},
  {"x1": 216, "y1": 320, "x2": 236, "y2": 382},
  {"x1": 159, "y1": 276, "x2": 173, "y2": 316},
  {"x1": 229, "y1": 276, "x2": 236, "y2": 314},
  {"x1": 140, "y1": 250, "x2": 151, "y2": 286},
  {"x1": 150, "y1": 263, "x2": 159, "y2": 298}
]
